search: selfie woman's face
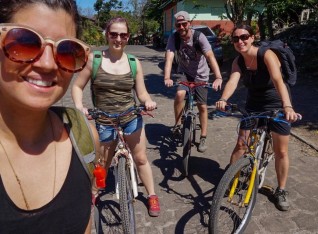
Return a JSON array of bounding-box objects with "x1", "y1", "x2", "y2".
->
[{"x1": 0, "y1": 3, "x2": 77, "y2": 110}]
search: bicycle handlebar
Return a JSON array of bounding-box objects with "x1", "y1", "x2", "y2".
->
[
  {"x1": 217, "y1": 103, "x2": 302, "y2": 125},
  {"x1": 173, "y1": 81, "x2": 213, "y2": 89},
  {"x1": 88, "y1": 106, "x2": 155, "y2": 120}
]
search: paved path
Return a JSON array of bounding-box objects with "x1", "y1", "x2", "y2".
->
[{"x1": 56, "y1": 46, "x2": 318, "y2": 234}]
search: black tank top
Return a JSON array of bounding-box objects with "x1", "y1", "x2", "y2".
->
[
  {"x1": 238, "y1": 49, "x2": 291, "y2": 112},
  {"x1": 0, "y1": 149, "x2": 91, "y2": 234}
]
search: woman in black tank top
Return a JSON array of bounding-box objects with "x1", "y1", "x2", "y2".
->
[
  {"x1": 0, "y1": 1, "x2": 99, "y2": 233},
  {"x1": 215, "y1": 25, "x2": 299, "y2": 212}
]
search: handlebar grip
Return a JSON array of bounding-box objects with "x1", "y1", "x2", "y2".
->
[{"x1": 297, "y1": 113, "x2": 302, "y2": 121}]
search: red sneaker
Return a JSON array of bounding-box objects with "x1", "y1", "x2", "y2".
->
[{"x1": 148, "y1": 195, "x2": 160, "y2": 217}]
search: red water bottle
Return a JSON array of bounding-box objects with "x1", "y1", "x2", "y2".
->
[{"x1": 93, "y1": 164, "x2": 107, "y2": 188}]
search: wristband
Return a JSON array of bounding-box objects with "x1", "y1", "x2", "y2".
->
[
  {"x1": 215, "y1": 77, "x2": 222, "y2": 80},
  {"x1": 283, "y1": 105, "x2": 293, "y2": 109},
  {"x1": 218, "y1": 98, "x2": 227, "y2": 102}
]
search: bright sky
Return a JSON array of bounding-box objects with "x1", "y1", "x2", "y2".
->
[
  {"x1": 76, "y1": 0, "x2": 131, "y2": 11},
  {"x1": 76, "y1": 0, "x2": 95, "y2": 10}
]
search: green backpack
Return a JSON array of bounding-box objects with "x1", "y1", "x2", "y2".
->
[
  {"x1": 92, "y1": 50, "x2": 137, "y2": 80},
  {"x1": 51, "y1": 106, "x2": 96, "y2": 180}
]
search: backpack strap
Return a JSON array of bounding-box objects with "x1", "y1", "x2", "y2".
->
[
  {"x1": 237, "y1": 47, "x2": 268, "y2": 75},
  {"x1": 92, "y1": 51, "x2": 136, "y2": 80},
  {"x1": 50, "y1": 106, "x2": 96, "y2": 180},
  {"x1": 193, "y1": 30, "x2": 202, "y2": 53},
  {"x1": 237, "y1": 55, "x2": 246, "y2": 74},
  {"x1": 174, "y1": 30, "x2": 202, "y2": 53},
  {"x1": 91, "y1": 51, "x2": 102, "y2": 106},
  {"x1": 127, "y1": 53, "x2": 137, "y2": 80},
  {"x1": 174, "y1": 31, "x2": 181, "y2": 51},
  {"x1": 92, "y1": 50, "x2": 102, "y2": 81}
]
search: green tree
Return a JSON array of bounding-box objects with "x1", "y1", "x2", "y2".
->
[
  {"x1": 94, "y1": 0, "x2": 123, "y2": 27},
  {"x1": 80, "y1": 19, "x2": 104, "y2": 46}
]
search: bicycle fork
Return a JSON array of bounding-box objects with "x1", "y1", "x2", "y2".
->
[{"x1": 113, "y1": 149, "x2": 139, "y2": 200}]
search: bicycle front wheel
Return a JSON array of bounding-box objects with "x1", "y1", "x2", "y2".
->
[
  {"x1": 182, "y1": 115, "x2": 193, "y2": 176},
  {"x1": 209, "y1": 157, "x2": 259, "y2": 234},
  {"x1": 118, "y1": 156, "x2": 136, "y2": 234}
]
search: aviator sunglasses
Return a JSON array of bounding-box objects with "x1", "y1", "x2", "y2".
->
[
  {"x1": 108, "y1": 32, "x2": 129, "y2": 40},
  {"x1": 231, "y1": 34, "x2": 251, "y2": 43},
  {"x1": 0, "y1": 24, "x2": 90, "y2": 73},
  {"x1": 175, "y1": 22, "x2": 188, "y2": 28}
]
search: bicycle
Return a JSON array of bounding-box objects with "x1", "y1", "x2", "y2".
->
[
  {"x1": 208, "y1": 104, "x2": 301, "y2": 234},
  {"x1": 174, "y1": 81, "x2": 213, "y2": 177},
  {"x1": 89, "y1": 106, "x2": 154, "y2": 234}
]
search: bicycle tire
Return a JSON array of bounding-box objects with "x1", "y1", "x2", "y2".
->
[
  {"x1": 182, "y1": 115, "x2": 193, "y2": 176},
  {"x1": 209, "y1": 157, "x2": 259, "y2": 234},
  {"x1": 118, "y1": 156, "x2": 136, "y2": 234}
]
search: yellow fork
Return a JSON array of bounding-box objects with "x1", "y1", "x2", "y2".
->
[
  {"x1": 227, "y1": 159, "x2": 258, "y2": 207},
  {"x1": 243, "y1": 161, "x2": 257, "y2": 206}
]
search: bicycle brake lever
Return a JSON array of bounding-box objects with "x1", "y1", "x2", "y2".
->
[{"x1": 141, "y1": 110, "x2": 154, "y2": 118}]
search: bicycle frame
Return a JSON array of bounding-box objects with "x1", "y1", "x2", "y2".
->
[
  {"x1": 176, "y1": 81, "x2": 212, "y2": 176},
  {"x1": 89, "y1": 106, "x2": 153, "y2": 200},
  {"x1": 89, "y1": 106, "x2": 154, "y2": 234},
  {"x1": 179, "y1": 81, "x2": 210, "y2": 119},
  {"x1": 227, "y1": 114, "x2": 282, "y2": 206}
]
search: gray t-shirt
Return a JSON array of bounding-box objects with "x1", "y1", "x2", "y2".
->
[{"x1": 166, "y1": 29, "x2": 212, "y2": 81}]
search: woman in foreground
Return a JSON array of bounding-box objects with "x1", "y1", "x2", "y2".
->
[{"x1": 0, "y1": 0, "x2": 99, "y2": 233}]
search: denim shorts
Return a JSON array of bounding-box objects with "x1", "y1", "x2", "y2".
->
[{"x1": 96, "y1": 116, "x2": 143, "y2": 143}]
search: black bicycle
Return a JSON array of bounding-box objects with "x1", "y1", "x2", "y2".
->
[
  {"x1": 175, "y1": 81, "x2": 212, "y2": 176},
  {"x1": 209, "y1": 104, "x2": 301, "y2": 234}
]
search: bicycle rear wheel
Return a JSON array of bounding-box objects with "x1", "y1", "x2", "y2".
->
[
  {"x1": 118, "y1": 156, "x2": 136, "y2": 234},
  {"x1": 182, "y1": 115, "x2": 193, "y2": 176},
  {"x1": 209, "y1": 157, "x2": 259, "y2": 234}
]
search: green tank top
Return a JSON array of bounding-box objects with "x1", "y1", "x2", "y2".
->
[{"x1": 92, "y1": 68, "x2": 136, "y2": 125}]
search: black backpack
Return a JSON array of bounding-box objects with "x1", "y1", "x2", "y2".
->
[
  {"x1": 257, "y1": 40, "x2": 297, "y2": 86},
  {"x1": 174, "y1": 30, "x2": 202, "y2": 53}
]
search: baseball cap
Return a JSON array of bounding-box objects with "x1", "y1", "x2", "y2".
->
[{"x1": 174, "y1": 11, "x2": 190, "y2": 23}]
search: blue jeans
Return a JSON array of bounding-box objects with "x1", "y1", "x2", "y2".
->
[{"x1": 96, "y1": 116, "x2": 143, "y2": 143}]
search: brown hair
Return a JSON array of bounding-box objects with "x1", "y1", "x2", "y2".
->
[
  {"x1": 231, "y1": 24, "x2": 254, "y2": 37},
  {"x1": 105, "y1": 17, "x2": 130, "y2": 34},
  {"x1": 0, "y1": 0, "x2": 81, "y2": 36}
]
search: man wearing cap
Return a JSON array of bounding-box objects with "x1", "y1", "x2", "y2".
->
[{"x1": 164, "y1": 10, "x2": 223, "y2": 152}]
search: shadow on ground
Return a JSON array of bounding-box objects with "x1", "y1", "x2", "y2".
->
[{"x1": 144, "y1": 123, "x2": 227, "y2": 232}]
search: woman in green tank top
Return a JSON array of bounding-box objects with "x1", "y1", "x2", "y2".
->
[{"x1": 72, "y1": 16, "x2": 160, "y2": 217}]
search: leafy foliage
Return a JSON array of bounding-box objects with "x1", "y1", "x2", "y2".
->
[{"x1": 80, "y1": 19, "x2": 104, "y2": 46}]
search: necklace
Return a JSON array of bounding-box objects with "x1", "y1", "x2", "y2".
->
[
  {"x1": 246, "y1": 55, "x2": 255, "y2": 69},
  {"x1": 0, "y1": 114, "x2": 57, "y2": 210}
]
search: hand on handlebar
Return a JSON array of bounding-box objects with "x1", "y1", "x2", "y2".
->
[
  {"x1": 284, "y1": 107, "x2": 302, "y2": 123},
  {"x1": 215, "y1": 99, "x2": 227, "y2": 111},
  {"x1": 212, "y1": 78, "x2": 223, "y2": 91},
  {"x1": 164, "y1": 79, "x2": 174, "y2": 87},
  {"x1": 144, "y1": 100, "x2": 157, "y2": 111},
  {"x1": 76, "y1": 106, "x2": 91, "y2": 119}
]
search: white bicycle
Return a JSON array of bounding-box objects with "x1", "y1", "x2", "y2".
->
[{"x1": 89, "y1": 106, "x2": 154, "y2": 234}]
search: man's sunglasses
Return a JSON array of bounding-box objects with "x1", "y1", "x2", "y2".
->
[
  {"x1": 175, "y1": 22, "x2": 188, "y2": 28},
  {"x1": 0, "y1": 24, "x2": 90, "y2": 73},
  {"x1": 231, "y1": 34, "x2": 251, "y2": 43},
  {"x1": 108, "y1": 32, "x2": 129, "y2": 40}
]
